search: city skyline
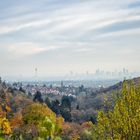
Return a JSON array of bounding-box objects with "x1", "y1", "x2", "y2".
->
[
  {"x1": 2, "y1": 68, "x2": 140, "y2": 82},
  {"x1": 0, "y1": 0, "x2": 140, "y2": 78}
]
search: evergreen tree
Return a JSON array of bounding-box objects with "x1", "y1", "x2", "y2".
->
[{"x1": 33, "y1": 91, "x2": 43, "y2": 103}]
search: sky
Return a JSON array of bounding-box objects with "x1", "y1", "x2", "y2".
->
[{"x1": 0, "y1": 0, "x2": 140, "y2": 79}]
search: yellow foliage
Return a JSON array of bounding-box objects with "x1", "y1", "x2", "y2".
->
[
  {"x1": 0, "y1": 118, "x2": 12, "y2": 135},
  {"x1": 5, "y1": 105, "x2": 11, "y2": 112},
  {"x1": 22, "y1": 103, "x2": 63, "y2": 139},
  {"x1": 92, "y1": 81, "x2": 140, "y2": 139},
  {"x1": 56, "y1": 117, "x2": 64, "y2": 127}
]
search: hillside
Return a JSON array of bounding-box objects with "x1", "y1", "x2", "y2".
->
[
  {"x1": 96, "y1": 77, "x2": 140, "y2": 94},
  {"x1": 70, "y1": 77, "x2": 140, "y2": 123},
  {"x1": 0, "y1": 77, "x2": 140, "y2": 139}
]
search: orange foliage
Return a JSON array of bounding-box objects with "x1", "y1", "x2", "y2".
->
[
  {"x1": 62, "y1": 123, "x2": 81, "y2": 140},
  {"x1": 81, "y1": 121, "x2": 93, "y2": 130},
  {"x1": 10, "y1": 111, "x2": 23, "y2": 128}
]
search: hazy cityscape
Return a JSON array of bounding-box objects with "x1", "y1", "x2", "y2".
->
[{"x1": 2, "y1": 68, "x2": 140, "y2": 82}]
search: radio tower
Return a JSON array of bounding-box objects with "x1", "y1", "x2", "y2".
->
[{"x1": 35, "y1": 68, "x2": 38, "y2": 82}]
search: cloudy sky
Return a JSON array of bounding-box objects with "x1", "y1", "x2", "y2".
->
[{"x1": 0, "y1": 0, "x2": 140, "y2": 78}]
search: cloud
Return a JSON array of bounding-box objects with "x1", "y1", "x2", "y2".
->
[
  {"x1": 0, "y1": 0, "x2": 139, "y2": 36},
  {"x1": 6, "y1": 42, "x2": 67, "y2": 58},
  {"x1": 0, "y1": 19, "x2": 51, "y2": 35},
  {"x1": 8, "y1": 43, "x2": 47, "y2": 56}
]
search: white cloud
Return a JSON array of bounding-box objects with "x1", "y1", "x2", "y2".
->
[
  {"x1": 7, "y1": 42, "x2": 67, "y2": 58},
  {"x1": 0, "y1": 0, "x2": 139, "y2": 40},
  {"x1": 8, "y1": 43, "x2": 47, "y2": 56},
  {"x1": 0, "y1": 19, "x2": 51, "y2": 34}
]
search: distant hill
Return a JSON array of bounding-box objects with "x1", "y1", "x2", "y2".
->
[
  {"x1": 71, "y1": 78, "x2": 139, "y2": 123},
  {"x1": 97, "y1": 77, "x2": 140, "y2": 94}
]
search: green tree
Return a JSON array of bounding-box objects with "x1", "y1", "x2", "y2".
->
[
  {"x1": 22, "y1": 103, "x2": 64, "y2": 139},
  {"x1": 92, "y1": 81, "x2": 140, "y2": 139}
]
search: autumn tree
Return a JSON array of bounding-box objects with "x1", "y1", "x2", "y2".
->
[
  {"x1": 0, "y1": 89, "x2": 12, "y2": 139},
  {"x1": 92, "y1": 81, "x2": 140, "y2": 139},
  {"x1": 21, "y1": 103, "x2": 64, "y2": 139}
]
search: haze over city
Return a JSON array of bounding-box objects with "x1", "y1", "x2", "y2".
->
[{"x1": 0, "y1": 0, "x2": 140, "y2": 79}]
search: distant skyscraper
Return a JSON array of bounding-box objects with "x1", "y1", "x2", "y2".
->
[
  {"x1": 61, "y1": 81, "x2": 64, "y2": 88},
  {"x1": 123, "y1": 68, "x2": 127, "y2": 75},
  {"x1": 35, "y1": 68, "x2": 38, "y2": 77}
]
